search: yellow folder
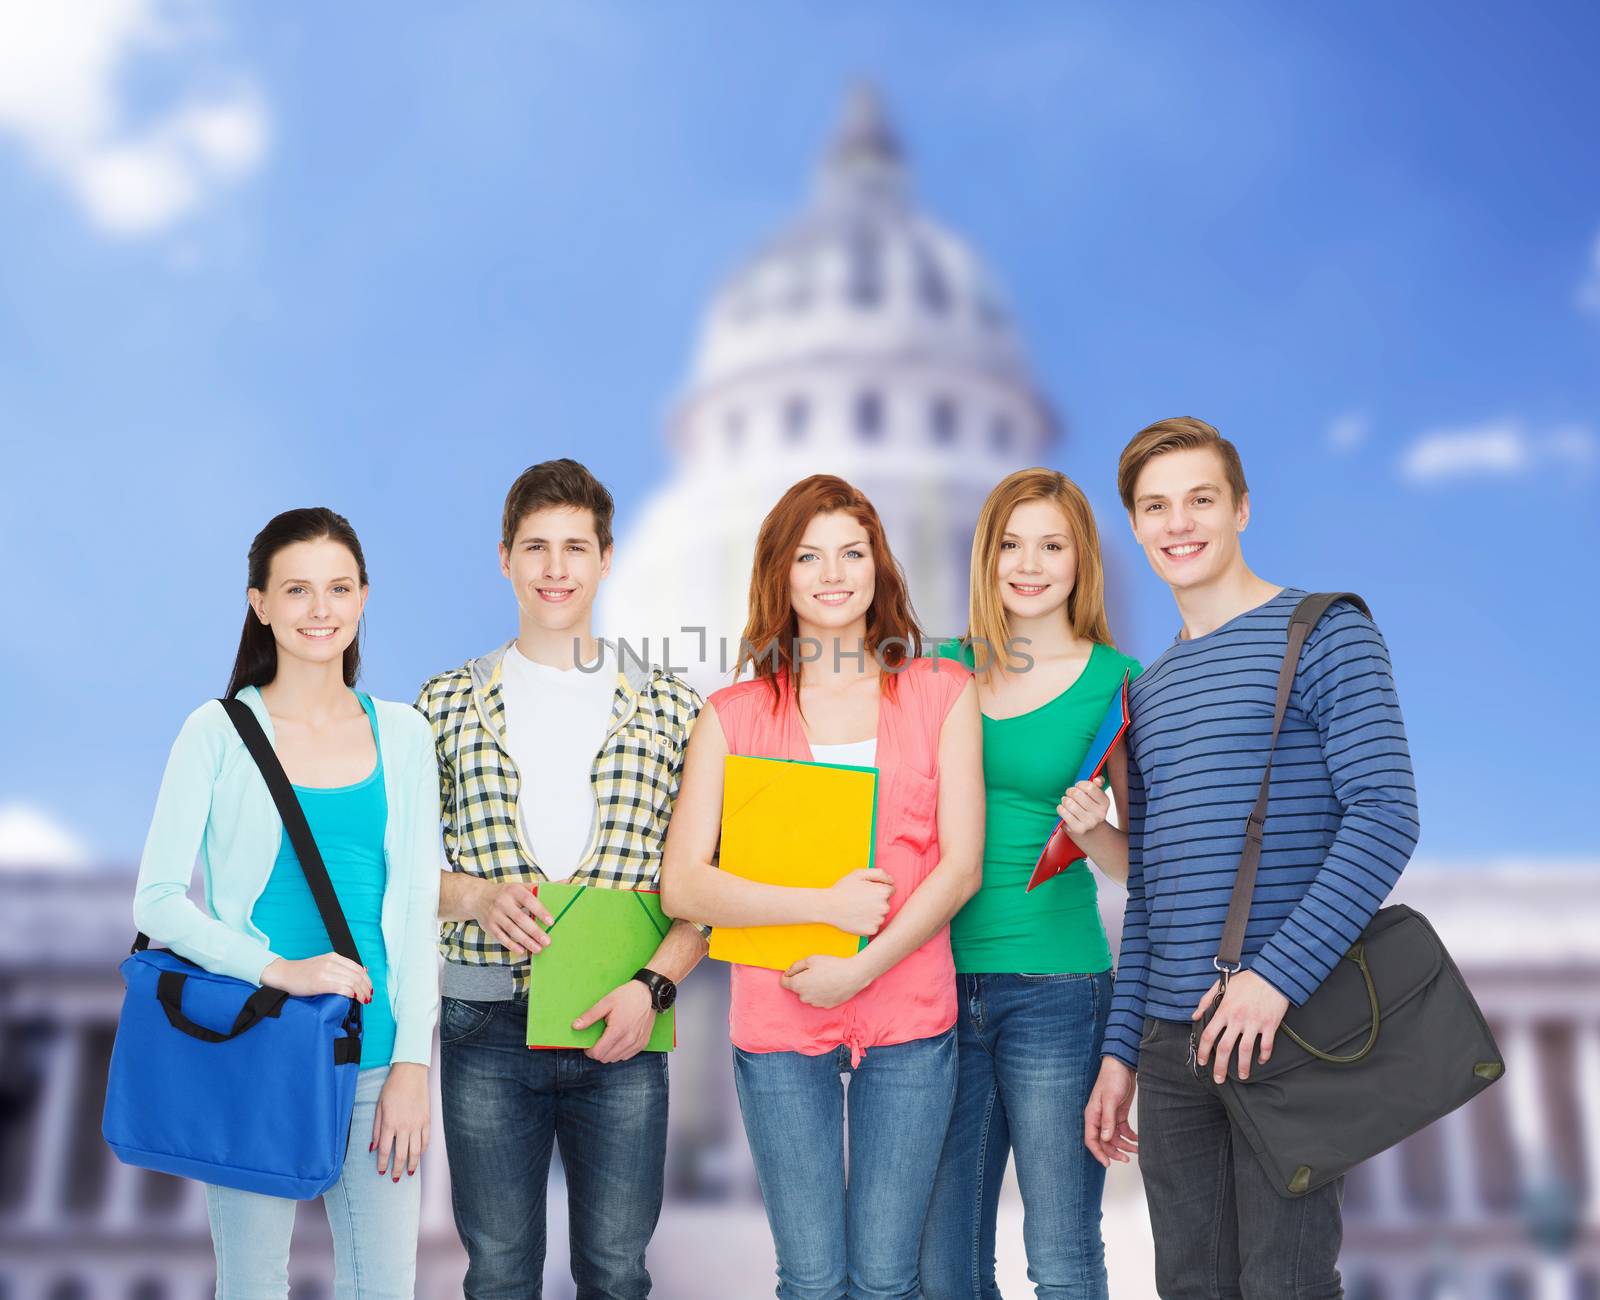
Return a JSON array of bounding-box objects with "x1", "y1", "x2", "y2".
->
[{"x1": 708, "y1": 754, "x2": 879, "y2": 972}]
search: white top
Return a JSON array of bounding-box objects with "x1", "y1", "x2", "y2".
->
[
  {"x1": 499, "y1": 643, "x2": 618, "y2": 882},
  {"x1": 808, "y1": 737, "x2": 878, "y2": 768}
]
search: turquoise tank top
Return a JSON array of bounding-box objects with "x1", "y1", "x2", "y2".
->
[{"x1": 250, "y1": 692, "x2": 394, "y2": 1069}]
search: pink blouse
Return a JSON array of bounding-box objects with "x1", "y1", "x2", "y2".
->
[{"x1": 708, "y1": 657, "x2": 971, "y2": 1063}]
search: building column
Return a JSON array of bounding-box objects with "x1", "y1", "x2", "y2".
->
[
  {"x1": 1366, "y1": 1144, "x2": 1407, "y2": 1222},
  {"x1": 19, "y1": 1022, "x2": 84, "y2": 1231},
  {"x1": 1575, "y1": 1019, "x2": 1600, "y2": 1228},
  {"x1": 1499, "y1": 1019, "x2": 1572, "y2": 1300},
  {"x1": 1439, "y1": 1103, "x2": 1481, "y2": 1226},
  {"x1": 1499, "y1": 1019, "x2": 1549, "y2": 1185}
]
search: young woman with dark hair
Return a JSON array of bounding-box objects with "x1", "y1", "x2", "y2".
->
[
  {"x1": 661, "y1": 474, "x2": 985, "y2": 1300},
  {"x1": 132, "y1": 508, "x2": 441, "y2": 1299}
]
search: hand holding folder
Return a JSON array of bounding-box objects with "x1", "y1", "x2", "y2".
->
[
  {"x1": 1026, "y1": 670, "x2": 1132, "y2": 893},
  {"x1": 525, "y1": 885, "x2": 676, "y2": 1052},
  {"x1": 708, "y1": 755, "x2": 880, "y2": 972}
]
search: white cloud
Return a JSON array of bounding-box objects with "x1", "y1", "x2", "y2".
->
[
  {"x1": 0, "y1": 0, "x2": 268, "y2": 237},
  {"x1": 1327, "y1": 412, "x2": 1369, "y2": 453},
  {"x1": 1399, "y1": 419, "x2": 1597, "y2": 484},
  {"x1": 1580, "y1": 229, "x2": 1600, "y2": 314},
  {"x1": 0, "y1": 802, "x2": 94, "y2": 872}
]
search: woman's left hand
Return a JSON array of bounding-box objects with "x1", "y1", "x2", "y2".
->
[
  {"x1": 372, "y1": 1061, "x2": 430, "y2": 1181},
  {"x1": 781, "y1": 954, "x2": 868, "y2": 1009}
]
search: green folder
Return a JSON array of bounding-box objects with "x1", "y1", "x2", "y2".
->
[{"x1": 524, "y1": 884, "x2": 676, "y2": 1053}]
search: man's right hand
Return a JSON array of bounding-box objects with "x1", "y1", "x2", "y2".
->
[
  {"x1": 824, "y1": 868, "x2": 894, "y2": 936},
  {"x1": 1084, "y1": 1057, "x2": 1139, "y2": 1168},
  {"x1": 262, "y1": 953, "x2": 374, "y2": 1002},
  {"x1": 470, "y1": 879, "x2": 555, "y2": 954}
]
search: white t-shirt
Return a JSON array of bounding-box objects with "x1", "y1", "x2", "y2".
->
[
  {"x1": 808, "y1": 738, "x2": 877, "y2": 768},
  {"x1": 499, "y1": 642, "x2": 618, "y2": 882}
]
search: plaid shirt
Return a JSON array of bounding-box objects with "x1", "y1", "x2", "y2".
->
[{"x1": 414, "y1": 639, "x2": 704, "y2": 995}]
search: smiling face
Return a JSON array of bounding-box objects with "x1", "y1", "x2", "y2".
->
[
  {"x1": 789, "y1": 510, "x2": 876, "y2": 635},
  {"x1": 1129, "y1": 446, "x2": 1251, "y2": 591},
  {"x1": 498, "y1": 504, "x2": 611, "y2": 634},
  {"x1": 995, "y1": 497, "x2": 1078, "y2": 623},
  {"x1": 247, "y1": 538, "x2": 367, "y2": 672}
]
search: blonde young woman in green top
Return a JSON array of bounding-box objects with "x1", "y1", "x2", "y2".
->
[{"x1": 920, "y1": 469, "x2": 1140, "y2": 1300}]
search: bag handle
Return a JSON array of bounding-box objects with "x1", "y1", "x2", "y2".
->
[
  {"x1": 156, "y1": 970, "x2": 289, "y2": 1042},
  {"x1": 1214, "y1": 592, "x2": 1371, "y2": 973}
]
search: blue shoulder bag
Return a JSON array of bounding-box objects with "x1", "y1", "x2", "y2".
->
[{"x1": 102, "y1": 697, "x2": 365, "y2": 1199}]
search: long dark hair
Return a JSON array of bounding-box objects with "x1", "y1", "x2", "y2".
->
[{"x1": 226, "y1": 508, "x2": 369, "y2": 698}]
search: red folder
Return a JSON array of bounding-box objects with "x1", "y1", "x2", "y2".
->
[{"x1": 1025, "y1": 671, "x2": 1132, "y2": 892}]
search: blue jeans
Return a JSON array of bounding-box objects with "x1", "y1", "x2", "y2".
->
[
  {"x1": 205, "y1": 1066, "x2": 420, "y2": 1299},
  {"x1": 439, "y1": 996, "x2": 669, "y2": 1300},
  {"x1": 733, "y1": 1028, "x2": 958, "y2": 1300},
  {"x1": 920, "y1": 971, "x2": 1113, "y2": 1300}
]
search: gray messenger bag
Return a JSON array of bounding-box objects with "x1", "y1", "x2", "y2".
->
[{"x1": 1193, "y1": 592, "x2": 1504, "y2": 1198}]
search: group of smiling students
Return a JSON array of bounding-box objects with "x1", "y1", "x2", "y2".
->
[{"x1": 133, "y1": 415, "x2": 1419, "y2": 1300}]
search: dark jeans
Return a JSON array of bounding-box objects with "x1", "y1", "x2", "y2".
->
[
  {"x1": 1136, "y1": 1017, "x2": 1344, "y2": 1299},
  {"x1": 440, "y1": 996, "x2": 668, "y2": 1300},
  {"x1": 921, "y1": 971, "x2": 1112, "y2": 1300},
  {"x1": 733, "y1": 1028, "x2": 958, "y2": 1300}
]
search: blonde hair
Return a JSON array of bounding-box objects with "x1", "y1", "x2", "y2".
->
[{"x1": 966, "y1": 468, "x2": 1112, "y2": 679}]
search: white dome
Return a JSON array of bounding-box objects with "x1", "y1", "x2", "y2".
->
[
  {"x1": 602, "y1": 86, "x2": 1065, "y2": 692},
  {"x1": 691, "y1": 91, "x2": 1032, "y2": 390},
  {"x1": 672, "y1": 85, "x2": 1055, "y2": 462}
]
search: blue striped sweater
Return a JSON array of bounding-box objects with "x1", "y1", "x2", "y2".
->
[{"x1": 1102, "y1": 589, "x2": 1420, "y2": 1070}]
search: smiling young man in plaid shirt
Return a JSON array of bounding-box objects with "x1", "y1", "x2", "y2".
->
[{"x1": 414, "y1": 458, "x2": 707, "y2": 1300}]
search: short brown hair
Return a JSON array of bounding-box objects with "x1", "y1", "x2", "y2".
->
[
  {"x1": 1117, "y1": 417, "x2": 1248, "y2": 513},
  {"x1": 501, "y1": 459, "x2": 615, "y2": 552}
]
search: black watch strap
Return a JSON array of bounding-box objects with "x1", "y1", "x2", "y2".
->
[{"x1": 632, "y1": 967, "x2": 676, "y2": 1012}]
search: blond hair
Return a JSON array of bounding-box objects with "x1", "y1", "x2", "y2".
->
[{"x1": 966, "y1": 468, "x2": 1112, "y2": 679}]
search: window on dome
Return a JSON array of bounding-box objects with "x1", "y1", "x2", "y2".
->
[
  {"x1": 912, "y1": 240, "x2": 949, "y2": 315},
  {"x1": 990, "y1": 416, "x2": 1014, "y2": 453},
  {"x1": 785, "y1": 254, "x2": 814, "y2": 313},
  {"x1": 726, "y1": 410, "x2": 746, "y2": 451},
  {"x1": 930, "y1": 398, "x2": 959, "y2": 446},
  {"x1": 784, "y1": 398, "x2": 810, "y2": 442},
  {"x1": 855, "y1": 391, "x2": 884, "y2": 441},
  {"x1": 847, "y1": 231, "x2": 883, "y2": 309}
]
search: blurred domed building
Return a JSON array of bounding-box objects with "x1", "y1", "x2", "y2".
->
[{"x1": 600, "y1": 85, "x2": 1060, "y2": 687}]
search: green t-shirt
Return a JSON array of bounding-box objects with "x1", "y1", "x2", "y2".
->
[{"x1": 934, "y1": 637, "x2": 1142, "y2": 974}]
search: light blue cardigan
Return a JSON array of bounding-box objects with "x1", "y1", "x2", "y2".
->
[{"x1": 132, "y1": 685, "x2": 442, "y2": 1066}]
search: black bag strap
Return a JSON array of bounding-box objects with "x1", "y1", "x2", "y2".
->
[
  {"x1": 131, "y1": 697, "x2": 362, "y2": 966},
  {"x1": 217, "y1": 697, "x2": 363, "y2": 963},
  {"x1": 1215, "y1": 592, "x2": 1371, "y2": 973}
]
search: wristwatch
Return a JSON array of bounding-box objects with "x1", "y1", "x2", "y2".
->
[{"x1": 632, "y1": 968, "x2": 677, "y2": 1013}]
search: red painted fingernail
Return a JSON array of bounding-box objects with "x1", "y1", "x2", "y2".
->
[
  {"x1": 393, "y1": 1175, "x2": 400, "y2": 1183},
  {"x1": 408, "y1": 1169, "x2": 415, "y2": 1177},
  {"x1": 369, "y1": 1141, "x2": 375, "y2": 1152}
]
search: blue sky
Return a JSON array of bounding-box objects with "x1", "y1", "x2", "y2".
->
[{"x1": 1, "y1": 1, "x2": 1596, "y2": 864}]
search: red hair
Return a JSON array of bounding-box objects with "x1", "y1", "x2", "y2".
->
[{"x1": 737, "y1": 475, "x2": 922, "y2": 705}]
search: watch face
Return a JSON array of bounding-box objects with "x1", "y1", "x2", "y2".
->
[{"x1": 654, "y1": 980, "x2": 677, "y2": 1012}]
